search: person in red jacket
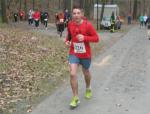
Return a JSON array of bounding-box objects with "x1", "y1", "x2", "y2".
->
[
  {"x1": 65, "y1": 6, "x2": 99, "y2": 108},
  {"x1": 33, "y1": 9, "x2": 41, "y2": 27},
  {"x1": 19, "y1": 9, "x2": 25, "y2": 21},
  {"x1": 57, "y1": 11, "x2": 65, "y2": 37}
]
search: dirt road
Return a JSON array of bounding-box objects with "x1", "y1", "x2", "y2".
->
[{"x1": 29, "y1": 25, "x2": 150, "y2": 114}]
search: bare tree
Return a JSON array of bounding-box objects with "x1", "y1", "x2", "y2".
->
[
  {"x1": 143, "y1": 0, "x2": 146, "y2": 15},
  {"x1": 133, "y1": 0, "x2": 138, "y2": 20},
  {"x1": 96, "y1": 0, "x2": 99, "y2": 30},
  {"x1": 24, "y1": 0, "x2": 27, "y2": 20},
  {"x1": 84, "y1": 0, "x2": 90, "y2": 18},
  {"x1": 100, "y1": 0, "x2": 106, "y2": 22},
  {"x1": 32, "y1": 0, "x2": 35, "y2": 10},
  {"x1": 1, "y1": 0, "x2": 8, "y2": 23},
  {"x1": 110, "y1": 0, "x2": 114, "y2": 4},
  {"x1": 128, "y1": 0, "x2": 132, "y2": 14}
]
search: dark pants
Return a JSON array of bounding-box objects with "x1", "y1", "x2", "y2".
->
[
  {"x1": 58, "y1": 23, "x2": 64, "y2": 32},
  {"x1": 35, "y1": 20, "x2": 39, "y2": 27},
  {"x1": 20, "y1": 16, "x2": 23, "y2": 21},
  {"x1": 14, "y1": 16, "x2": 18, "y2": 22},
  {"x1": 28, "y1": 18, "x2": 33, "y2": 25},
  {"x1": 140, "y1": 21, "x2": 144, "y2": 27}
]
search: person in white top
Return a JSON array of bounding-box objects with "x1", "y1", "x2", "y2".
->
[
  {"x1": 28, "y1": 9, "x2": 34, "y2": 25},
  {"x1": 143, "y1": 14, "x2": 148, "y2": 27}
]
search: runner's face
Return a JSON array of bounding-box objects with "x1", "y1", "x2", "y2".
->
[{"x1": 72, "y1": 9, "x2": 83, "y2": 23}]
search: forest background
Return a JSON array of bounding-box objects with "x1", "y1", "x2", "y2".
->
[{"x1": 0, "y1": 0, "x2": 150, "y2": 23}]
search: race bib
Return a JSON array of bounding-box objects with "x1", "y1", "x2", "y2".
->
[{"x1": 74, "y1": 43, "x2": 86, "y2": 53}]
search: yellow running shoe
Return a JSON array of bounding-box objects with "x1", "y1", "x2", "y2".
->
[
  {"x1": 85, "y1": 88, "x2": 92, "y2": 99},
  {"x1": 69, "y1": 96, "x2": 80, "y2": 108}
]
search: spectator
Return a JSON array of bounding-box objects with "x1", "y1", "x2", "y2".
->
[
  {"x1": 110, "y1": 12, "x2": 115, "y2": 32},
  {"x1": 127, "y1": 13, "x2": 132, "y2": 24},
  {"x1": 116, "y1": 16, "x2": 122, "y2": 29}
]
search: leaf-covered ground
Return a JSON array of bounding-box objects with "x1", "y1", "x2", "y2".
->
[
  {"x1": 0, "y1": 26, "x2": 71, "y2": 114},
  {"x1": 0, "y1": 25, "x2": 103, "y2": 114}
]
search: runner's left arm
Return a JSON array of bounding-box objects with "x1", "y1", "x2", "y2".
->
[{"x1": 83, "y1": 23, "x2": 99, "y2": 43}]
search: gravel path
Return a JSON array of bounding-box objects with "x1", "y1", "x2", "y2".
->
[{"x1": 29, "y1": 25, "x2": 150, "y2": 114}]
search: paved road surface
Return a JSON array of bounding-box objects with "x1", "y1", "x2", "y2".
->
[{"x1": 29, "y1": 25, "x2": 150, "y2": 114}]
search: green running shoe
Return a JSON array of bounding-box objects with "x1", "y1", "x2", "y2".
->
[
  {"x1": 69, "y1": 96, "x2": 80, "y2": 108},
  {"x1": 85, "y1": 88, "x2": 92, "y2": 99}
]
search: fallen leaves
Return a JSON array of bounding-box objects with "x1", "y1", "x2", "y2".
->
[{"x1": 0, "y1": 27, "x2": 69, "y2": 114}]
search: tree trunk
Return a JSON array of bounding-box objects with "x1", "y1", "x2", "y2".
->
[
  {"x1": 129, "y1": 0, "x2": 132, "y2": 13},
  {"x1": 143, "y1": 0, "x2": 146, "y2": 15},
  {"x1": 19, "y1": 0, "x2": 22, "y2": 10},
  {"x1": 84, "y1": 0, "x2": 90, "y2": 18},
  {"x1": 63, "y1": 0, "x2": 67, "y2": 9},
  {"x1": 100, "y1": 0, "x2": 105, "y2": 23},
  {"x1": 1, "y1": 0, "x2": 8, "y2": 23},
  {"x1": 110, "y1": 0, "x2": 114, "y2": 4},
  {"x1": 24, "y1": 0, "x2": 27, "y2": 20},
  {"x1": 96, "y1": 0, "x2": 99, "y2": 30},
  {"x1": 32, "y1": 0, "x2": 35, "y2": 10},
  {"x1": 80, "y1": 0, "x2": 84, "y2": 8},
  {"x1": 47, "y1": 0, "x2": 49, "y2": 9},
  {"x1": 133, "y1": 0, "x2": 137, "y2": 20}
]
